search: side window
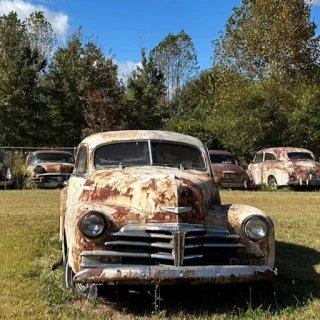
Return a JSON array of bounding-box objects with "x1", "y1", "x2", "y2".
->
[
  {"x1": 253, "y1": 153, "x2": 263, "y2": 163},
  {"x1": 75, "y1": 147, "x2": 88, "y2": 174},
  {"x1": 264, "y1": 153, "x2": 276, "y2": 162}
]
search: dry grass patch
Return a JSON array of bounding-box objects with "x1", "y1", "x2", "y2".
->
[{"x1": 0, "y1": 190, "x2": 320, "y2": 319}]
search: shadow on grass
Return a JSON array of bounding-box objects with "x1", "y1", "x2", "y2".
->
[{"x1": 95, "y1": 241, "x2": 320, "y2": 316}]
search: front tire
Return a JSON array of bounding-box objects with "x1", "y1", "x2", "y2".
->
[
  {"x1": 268, "y1": 176, "x2": 278, "y2": 191},
  {"x1": 63, "y1": 249, "x2": 95, "y2": 297}
]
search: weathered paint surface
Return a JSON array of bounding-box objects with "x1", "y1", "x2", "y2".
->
[
  {"x1": 61, "y1": 130, "x2": 275, "y2": 285},
  {"x1": 209, "y1": 150, "x2": 250, "y2": 188},
  {"x1": 248, "y1": 147, "x2": 320, "y2": 187}
]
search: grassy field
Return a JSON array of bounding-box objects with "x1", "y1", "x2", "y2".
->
[{"x1": 0, "y1": 190, "x2": 320, "y2": 319}]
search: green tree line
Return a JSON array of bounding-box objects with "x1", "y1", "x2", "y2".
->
[{"x1": 1, "y1": 0, "x2": 320, "y2": 163}]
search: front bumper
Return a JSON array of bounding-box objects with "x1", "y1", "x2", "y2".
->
[
  {"x1": 33, "y1": 173, "x2": 71, "y2": 188},
  {"x1": 0, "y1": 180, "x2": 14, "y2": 188},
  {"x1": 220, "y1": 181, "x2": 251, "y2": 189},
  {"x1": 289, "y1": 179, "x2": 320, "y2": 186},
  {"x1": 73, "y1": 265, "x2": 276, "y2": 286}
]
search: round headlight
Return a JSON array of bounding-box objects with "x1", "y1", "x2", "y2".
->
[
  {"x1": 244, "y1": 217, "x2": 268, "y2": 241},
  {"x1": 34, "y1": 165, "x2": 45, "y2": 174},
  {"x1": 81, "y1": 213, "x2": 106, "y2": 238}
]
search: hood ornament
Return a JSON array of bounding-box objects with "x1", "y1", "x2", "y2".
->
[{"x1": 160, "y1": 206, "x2": 193, "y2": 214}]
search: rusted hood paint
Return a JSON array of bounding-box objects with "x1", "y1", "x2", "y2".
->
[{"x1": 80, "y1": 167, "x2": 221, "y2": 226}]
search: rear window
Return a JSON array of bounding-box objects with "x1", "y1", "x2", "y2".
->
[
  {"x1": 287, "y1": 152, "x2": 314, "y2": 161},
  {"x1": 210, "y1": 154, "x2": 237, "y2": 165}
]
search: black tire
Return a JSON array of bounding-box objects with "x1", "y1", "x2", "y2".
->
[
  {"x1": 268, "y1": 176, "x2": 278, "y2": 190},
  {"x1": 63, "y1": 249, "x2": 93, "y2": 296}
]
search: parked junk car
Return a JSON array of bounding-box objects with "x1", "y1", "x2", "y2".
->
[
  {"x1": 247, "y1": 147, "x2": 320, "y2": 188},
  {"x1": 60, "y1": 130, "x2": 276, "y2": 294},
  {"x1": 27, "y1": 150, "x2": 75, "y2": 188},
  {"x1": 0, "y1": 161, "x2": 13, "y2": 188},
  {"x1": 209, "y1": 150, "x2": 251, "y2": 188}
]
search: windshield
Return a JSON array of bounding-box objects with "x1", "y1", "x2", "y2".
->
[
  {"x1": 287, "y1": 152, "x2": 314, "y2": 161},
  {"x1": 32, "y1": 153, "x2": 75, "y2": 164},
  {"x1": 210, "y1": 154, "x2": 237, "y2": 165},
  {"x1": 95, "y1": 142, "x2": 150, "y2": 167},
  {"x1": 94, "y1": 141, "x2": 206, "y2": 171}
]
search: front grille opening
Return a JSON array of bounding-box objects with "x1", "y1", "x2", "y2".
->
[{"x1": 102, "y1": 224, "x2": 246, "y2": 266}]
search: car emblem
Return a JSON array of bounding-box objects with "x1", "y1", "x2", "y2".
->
[{"x1": 160, "y1": 206, "x2": 193, "y2": 214}]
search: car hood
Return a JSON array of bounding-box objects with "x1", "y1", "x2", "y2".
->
[
  {"x1": 80, "y1": 166, "x2": 221, "y2": 224},
  {"x1": 30, "y1": 162, "x2": 74, "y2": 174}
]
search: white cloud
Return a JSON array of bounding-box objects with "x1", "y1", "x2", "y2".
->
[
  {"x1": 115, "y1": 60, "x2": 141, "y2": 84},
  {"x1": 309, "y1": 0, "x2": 320, "y2": 6},
  {"x1": 0, "y1": 0, "x2": 69, "y2": 39}
]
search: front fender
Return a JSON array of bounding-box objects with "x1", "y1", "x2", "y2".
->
[
  {"x1": 206, "y1": 204, "x2": 275, "y2": 268},
  {"x1": 64, "y1": 202, "x2": 145, "y2": 273}
]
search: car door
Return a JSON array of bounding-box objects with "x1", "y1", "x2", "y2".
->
[
  {"x1": 262, "y1": 152, "x2": 277, "y2": 184},
  {"x1": 66, "y1": 145, "x2": 88, "y2": 209},
  {"x1": 249, "y1": 152, "x2": 264, "y2": 185}
]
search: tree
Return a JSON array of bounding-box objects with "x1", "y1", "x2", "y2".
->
[
  {"x1": 150, "y1": 30, "x2": 199, "y2": 100},
  {"x1": 0, "y1": 12, "x2": 49, "y2": 146},
  {"x1": 46, "y1": 29, "x2": 127, "y2": 145},
  {"x1": 213, "y1": 0, "x2": 320, "y2": 85},
  {"x1": 212, "y1": 80, "x2": 296, "y2": 161},
  {"x1": 165, "y1": 69, "x2": 220, "y2": 148},
  {"x1": 26, "y1": 11, "x2": 56, "y2": 62},
  {"x1": 46, "y1": 30, "x2": 85, "y2": 146},
  {"x1": 126, "y1": 48, "x2": 167, "y2": 130},
  {"x1": 82, "y1": 54, "x2": 127, "y2": 136}
]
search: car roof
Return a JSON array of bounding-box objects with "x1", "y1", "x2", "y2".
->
[
  {"x1": 209, "y1": 150, "x2": 233, "y2": 156},
  {"x1": 30, "y1": 150, "x2": 73, "y2": 156},
  {"x1": 81, "y1": 130, "x2": 205, "y2": 151},
  {"x1": 257, "y1": 147, "x2": 313, "y2": 155}
]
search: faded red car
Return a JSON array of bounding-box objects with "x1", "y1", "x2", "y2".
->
[
  {"x1": 248, "y1": 147, "x2": 320, "y2": 188},
  {"x1": 209, "y1": 150, "x2": 251, "y2": 188},
  {"x1": 0, "y1": 162, "x2": 13, "y2": 188},
  {"x1": 60, "y1": 130, "x2": 275, "y2": 295},
  {"x1": 26, "y1": 150, "x2": 75, "y2": 188}
]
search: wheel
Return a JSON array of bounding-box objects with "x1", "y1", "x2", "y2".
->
[
  {"x1": 268, "y1": 176, "x2": 278, "y2": 191},
  {"x1": 63, "y1": 249, "x2": 97, "y2": 298}
]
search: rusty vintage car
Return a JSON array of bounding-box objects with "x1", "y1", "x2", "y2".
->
[
  {"x1": 247, "y1": 147, "x2": 320, "y2": 188},
  {"x1": 0, "y1": 161, "x2": 13, "y2": 188},
  {"x1": 209, "y1": 150, "x2": 251, "y2": 188},
  {"x1": 60, "y1": 131, "x2": 275, "y2": 294},
  {"x1": 26, "y1": 150, "x2": 75, "y2": 188}
]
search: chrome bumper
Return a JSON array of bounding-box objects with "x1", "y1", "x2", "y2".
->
[
  {"x1": 33, "y1": 173, "x2": 71, "y2": 188},
  {"x1": 74, "y1": 265, "x2": 276, "y2": 286}
]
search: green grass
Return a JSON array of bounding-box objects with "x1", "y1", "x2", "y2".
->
[{"x1": 0, "y1": 190, "x2": 320, "y2": 319}]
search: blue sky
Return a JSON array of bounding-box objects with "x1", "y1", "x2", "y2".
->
[{"x1": 1, "y1": 0, "x2": 320, "y2": 76}]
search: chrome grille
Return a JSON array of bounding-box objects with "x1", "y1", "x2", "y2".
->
[{"x1": 93, "y1": 223, "x2": 245, "y2": 267}]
